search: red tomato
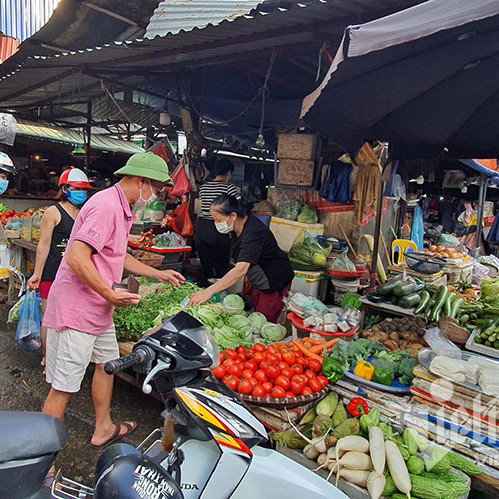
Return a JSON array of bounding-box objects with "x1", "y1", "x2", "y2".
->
[
  {"x1": 237, "y1": 346, "x2": 247, "y2": 356},
  {"x1": 308, "y1": 378, "x2": 322, "y2": 393},
  {"x1": 212, "y1": 365, "x2": 226, "y2": 379},
  {"x1": 247, "y1": 348, "x2": 255, "y2": 359},
  {"x1": 237, "y1": 353, "x2": 246, "y2": 362},
  {"x1": 223, "y1": 359, "x2": 235, "y2": 368},
  {"x1": 252, "y1": 384, "x2": 265, "y2": 397},
  {"x1": 238, "y1": 380, "x2": 253, "y2": 395},
  {"x1": 304, "y1": 369, "x2": 316, "y2": 381},
  {"x1": 302, "y1": 386, "x2": 313, "y2": 396},
  {"x1": 275, "y1": 375, "x2": 290, "y2": 391},
  {"x1": 282, "y1": 351, "x2": 296, "y2": 366},
  {"x1": 262, "y1": 381, "x2": 273, "y2": 393},
  {"x1": 244, "y1": 360, "x2": 258, "y2": 372},
  {"x1": 227, "y1": 364, "x2": 242, "y2": 377},
  {"x1": 266, "y1": 353, "x2": 279, "y2": 363},
  {"x1": 241, "y1": 369, "x2": 254, "y2": 380},
  {"x1": 248, "y1": 377, "x2": 258, "y2": 389},
  {"x1": 223, "y1": 375, "x2": 239, "y2": 391},
  {"x1": 265, "y1": 364, "x2": 280, "y2": 380},
  {"x1": 317, "y1": 375, "x2": 329, "y2": 389},
  {"x1": 267, "y1": 345, "x2": 278, "y2": 355},
  {"x1": 281, "y1": 367, "x2": 294, "y2": 379},
  {"x1": 278, "y1": 361, "x2": 288, "y2": 371},
  {"x1": 226, "y1": 349, "x2": 237, "y2": 360},
  {"x1": 308, "y1": 359, "x2": 323, "y2": 373},
  {"x1": 283, "y1": 391, "x2": 294, "y2": 398},
  {"x1": 295, "y1": 357, "x2": 307, "y2": 365},
  {"x1": 254, "y1": 369, "x2": 268, "y2": 383},
  {"x1": 271, "y1": 386, "x2": 286, "y2": 398},
  {"x1": 219, "y1": 352, "x2": 226, "y2": 363},
  {"x1": 254, "y1": 343, "x2": 266, "y2": 352},
  {"x1": 290, "y1": 375, "x2": 306, "y2": 395},
  {"x1": 291, "y1": 364, "x2": 304, "y2": 375},
  {"x1": 253, "y1": 352, "x2": 265, "y2": 363}
]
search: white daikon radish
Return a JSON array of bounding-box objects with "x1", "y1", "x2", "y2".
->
[
  {"x1": 330, "y1": 436, "x2": 370, "y2": 483},
  {"x1": 333, "y1": 451, "x2": 372, "y2": 486},
  {"x1": 385, "y1": 441, "x2": 411, "y2": 498},
  {"x1": 303, "y1": 443, "x2": 320, "y2": 460},
  {"x1": 337, "y1": 469, "x2": 370, "y2": 487},
  {"x1": 367, "y1": 471, "x2": 386, "y2": 499},
  {"x1": 311, "y1": 435, "x2": 328, "y2": 454},
  {"x1": 317, "y1": 453, "x2": 328, "y2": 467},
  {"x1": 369, "y1": 426, "x2": 386, "y2": 475}
]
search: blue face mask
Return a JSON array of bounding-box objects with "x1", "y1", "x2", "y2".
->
[
  {"x1": 0, "y1": 179, "x2": 9, "y2": 196},
  {"x1": 67, "y1": 189, "x2": 88, "y2": 206}
]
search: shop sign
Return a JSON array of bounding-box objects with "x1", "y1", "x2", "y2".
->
[{"x1": 0, "y1": 113, "x2": 16, "y2": 146}]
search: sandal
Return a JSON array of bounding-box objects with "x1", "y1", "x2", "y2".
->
[{"x1": 91, "y1": 421, "x2": 137, "y2": 449}]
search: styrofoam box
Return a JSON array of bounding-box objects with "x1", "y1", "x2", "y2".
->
[
  {"x1": 291, "y1": 270, "x2": 328, "y2": 301},
  {"x1": 270, "y1": 216, "x2": 324, "y2": 253}
]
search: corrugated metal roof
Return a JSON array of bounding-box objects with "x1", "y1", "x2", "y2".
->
[
  {"x1": 0, "y1": 0, "x2": 61, "y2": 41},
  {"x1": 0, "y1": 33, "x2": 19, "y2": 62},
  {"x1": 145, "y1": 0, "x2": 265, "y2": 38},
  {"x1": 0, "y1": 0, "x2": 426, "y2": 110},
  {"x1": 16, "y1": 119, "x2": 144, "y2": 154}
]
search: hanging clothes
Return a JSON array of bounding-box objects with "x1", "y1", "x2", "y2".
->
[
  {"x1": 319, "y1": 160, "x2": 353, "y2": 203},
  {"x1": 487, "y1": 214, "x2": 499, "y2": 243},
  {"x1": 353, "y1": 163, "x2": 382, "y2": 224}
]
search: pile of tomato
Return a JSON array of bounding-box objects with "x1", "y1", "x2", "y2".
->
[{"x1": 213, "y1": 343, "x2": 328, "y2": 399}]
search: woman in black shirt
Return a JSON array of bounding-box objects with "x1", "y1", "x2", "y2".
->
[
  {"x1": 190, "y1": 194, "x2": 294, "y2": 322},
  {"x1": 27, "y1": 168, "x2": 92, "y2": 363}
]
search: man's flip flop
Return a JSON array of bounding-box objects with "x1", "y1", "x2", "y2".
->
[{"x1": 91, "y1": 421, "x2": 137, "y2": 449}]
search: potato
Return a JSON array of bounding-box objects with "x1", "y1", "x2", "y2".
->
[
  {"x1": 383, "y1": 340, "x2": 398, "y2": 351},
  {"x1": 388, "y1": 332, "x2": 399, "y2": 342}
]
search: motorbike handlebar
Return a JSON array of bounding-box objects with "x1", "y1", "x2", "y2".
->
[{"x1": 104, "y1": 345, "x2": 154, "y2": 375}]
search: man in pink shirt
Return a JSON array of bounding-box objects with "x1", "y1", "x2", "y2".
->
[{"x1": 42, "y1": 152, "x2": 185, "y2": 453}]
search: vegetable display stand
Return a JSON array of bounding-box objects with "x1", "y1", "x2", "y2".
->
[
  {"x1": 128, "y1": 241, "x2": 192, "y2": 261},
  {"x1": 287, "y1": 312, "x2": 359, "y2": 340},
  {"x1": 388, "y1": 263, "x2": 447, "y2": 287},
  {"x1": 359, "y1": 296, "x2": 415, "y2": 318}
]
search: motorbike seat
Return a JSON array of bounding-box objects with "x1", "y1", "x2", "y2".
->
[{"x1": 0, "y1": 411, "x2": 68, "y2": 463}]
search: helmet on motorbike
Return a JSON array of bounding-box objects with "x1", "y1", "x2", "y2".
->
[
  {"x1": 94, "y1": 444, "x2": 184, "y2": 499},
  {"x1": 58, "y1": 168, "x2": 92, "y2": 189}
]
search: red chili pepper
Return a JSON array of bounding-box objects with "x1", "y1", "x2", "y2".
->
[{"x1": 347, "y1": 397, "x2": 369, "y2": 418}]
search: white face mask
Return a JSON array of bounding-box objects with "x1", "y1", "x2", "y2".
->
[
  {"x1": 215, "y1": 215, "x2": 234, "y2": 234},
  {"x1": 134, "y1": 179, "x2": 157, "y2": 207}
]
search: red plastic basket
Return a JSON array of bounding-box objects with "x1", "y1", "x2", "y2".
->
[
  {"x1": 287, "y1": 312, "x2": 359, "y2": 338},
  {"x1": 328, "y1": 267, "x2": 367, "y2": 280}
]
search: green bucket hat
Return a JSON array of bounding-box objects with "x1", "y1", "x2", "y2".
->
[{"x1": 114, "y1": 152, "x2": 174, "y2": 185}]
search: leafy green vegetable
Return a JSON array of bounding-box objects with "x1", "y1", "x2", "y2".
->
[
  {"x1": 359, "y1": 407, "x2": 380, "y2": 434},
  {"x1": 114, "y1": 282, "x2": 201, "y2": 340},
  {"x1": 297, "y1": 204, "x2": 318, "y2": 224},
  {"x1": 261, "y1": 323, "x2": 286, "y2": 343},
  {"x1": 248, "y1": 312, "x2": 267, "y2": 332},
  {"x1": 223, "y1": 294, "x2": 245, "y2": 314},
  {"x1": 480, "y1": 279, "x2": 499, "y2": 305},
  {"x1": 0, "y1": 203, "x2": 9, "y2": 214}
]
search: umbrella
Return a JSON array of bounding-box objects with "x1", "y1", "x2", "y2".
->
[{"x1": 301, "y1": 0, "x2": 499, "y2": 159}]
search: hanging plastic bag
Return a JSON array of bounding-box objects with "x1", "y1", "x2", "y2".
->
[
  {"x1": 8, "y1": 293, "x2": 25, "y2": 323},
  {"x1": 15, "y1": 290, "x2": 42, "y2": 351},
  {"x1": 166, "y1": 202, "x2": 194, "y2": 238},
  {"x1": 166, "y1": 160, "x2": 191, "y2": 198},
  {"x1": 332, "y1": 248, "x2": 356, "y2": 272},
  {"x1": 411, "y1": 205, "x2": 424, "y2": 251},
  {"x1": 288, "y1": 231, "x2": 331, "y2": 269}
]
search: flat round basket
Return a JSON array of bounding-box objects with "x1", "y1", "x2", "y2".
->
[
  {"x1": 239, "y1": 387, "x2": 328, "y2": 408},
  {"x1": 405, "y1": 252, "x2": 447, "y2": 274},
  {"x1": 328, "y1": 267, "x2": 367, "y2": 280}
]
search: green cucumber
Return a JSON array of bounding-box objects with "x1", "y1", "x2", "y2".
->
[
  {"x1": 431, "y1": 285, "x2": 449, "y2": 321},
  {"x1": 450, "y1": 297, "x2": 463, "y2": 319},
  {"x1": 399, "y1": 293, "x2": 422, "y2": 309},
  {"x1": 443, "y1": 293, "x2": 456, "y2": 317},
  {"x1": 415, "y1": 291, "x2": 430, "y2": 315},
  {"x1": 393, "y1": 282, "x2": 416, "y2": 297},
  {"x1": 377, "y1": 279, "x2": 400, "y2": 296}
]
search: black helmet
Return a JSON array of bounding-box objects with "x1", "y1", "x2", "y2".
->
[{"x1": 94, "y1": 444, "x2": 184, "y2": 499}]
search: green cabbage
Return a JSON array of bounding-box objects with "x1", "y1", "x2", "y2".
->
[
  {"x1": 223, "y1": 294, "x2": 245, "y2": 314},
  {"x1": 260, "y1": 323, "x2": 286, "y2": 344},
  {"x1": 481, "y1": 279, "x2": 499, "y2": 305},
  {"x1": 297, "y1": 204, "x2": 318, "y2": 224},
  {"x1": 248, "y1": 312, "x2": 267, "y2": 332}
]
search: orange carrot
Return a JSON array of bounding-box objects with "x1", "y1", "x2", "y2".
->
[
  {"x1": 309, "y1": 338, "x2": 339, "y2": 354},
  {"x1": 293, "y1": 340, "x2": 323, "y2": 361},
  {"x1": 304, "y1": 338, "x2": 324, "y2": 345}
]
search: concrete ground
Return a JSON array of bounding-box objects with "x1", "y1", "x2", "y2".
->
[{"x1": 0, "y1": 305, "x2": 164, "y2": 487}]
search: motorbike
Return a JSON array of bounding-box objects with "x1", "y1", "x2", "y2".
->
[{"x1": 0, "y1": 311, "x2": 347, "y2": 499}]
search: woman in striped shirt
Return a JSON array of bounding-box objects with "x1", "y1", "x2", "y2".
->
[{"x1": 195, "y1": 159, "x2": 240, "y2": 286}]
